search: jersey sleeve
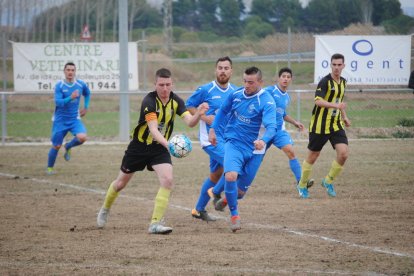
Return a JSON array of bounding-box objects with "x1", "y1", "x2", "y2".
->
[
  {"x1": 186, "y1": 86, "x2": 205, "y2": 109},
  {"x1": 260, "y1": 94, "x2": 277, "y2": 144},
  {"x1": 54, "y1": 81, "x2": 71, "y2": 107},
  {"x1": 175, "y1": 94, "x2": 190, "y2": 117},
  {"x1": 81, "y1": 81, "x2": 91, "y2": 109},
  {"x1": 142, "y1": 94, "x2": 157, "y2": 115},
  {"x1": 315, "y1": 77, "x2": 328, "y2": 100}
]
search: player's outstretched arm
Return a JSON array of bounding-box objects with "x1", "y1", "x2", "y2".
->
[{"x1": 183, "y1": 102, "x2": 209, "y2": 128}]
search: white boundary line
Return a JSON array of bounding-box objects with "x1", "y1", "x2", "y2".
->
[{"x1": 1, "y1": 171, "x2": 413, "y2": 261}]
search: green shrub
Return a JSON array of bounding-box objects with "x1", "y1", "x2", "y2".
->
[
  {"x1": 397, "y1": 118, "x2": 414, "y2": 127},
  {"x1": 392, "y1": 130, "x2": 414, "y2": 138}
]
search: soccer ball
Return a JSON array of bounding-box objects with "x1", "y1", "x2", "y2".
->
[{"x1": 168, "y1": 134, "x2": 192, "y2": 158}]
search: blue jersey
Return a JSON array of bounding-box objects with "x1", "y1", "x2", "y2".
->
[
  {"x1": 53, "y1": 79, "x2": 91, "y2": 122},
  {"x1": 265, "y1": 84, "x2": 290, "y2": 131},
  {"x1": 213, "y1": 87, "x2": 276, "y2": 152},
  {"x1": 186, "y1": 81, "x2": 237, "y2": 147}
]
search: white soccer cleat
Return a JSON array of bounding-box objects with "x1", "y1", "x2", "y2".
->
[
  {"x1": 148, "y1": 221, "x2": 173, "y2": 235},
  {"x1": 97, "y1": 207, "x2": 109, "y2": 228}
]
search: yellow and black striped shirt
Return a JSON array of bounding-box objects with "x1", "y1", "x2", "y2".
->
[
  {"x1": 309, "y1": 74, "x2": 346, "y2": 134},
  {"x1": 132, "y1": 91, "x2": 189, "y2": 145}
]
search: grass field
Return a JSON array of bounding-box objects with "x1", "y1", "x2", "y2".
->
[
  {"x1": 0, "y1": 139, "x2": 413, "y2": 275},
  {"x1": 3, "y1": 90, "x2": 414, "y2": 142}
]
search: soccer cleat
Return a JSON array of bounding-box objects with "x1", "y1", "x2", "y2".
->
[
  {"x1": 307, "y1": 179, "x2": 315, "y2": 189},
  {"x1": 97, "y1": 207, "x2": 110, "y2": 228},
  {"x1": 230, "y1": 215, "x2": 241, "y2": 233},
  {"x1": 148, "y1": 221, "x2": 173, "y2": 235},
  {"x1": 296, "y1": 184, "x2": 309, "y2": 199},
  {"x1": 321, "y1": 179, "x2": 336, "y2": 197},
  {"x1": 191, "y1": 209, "x2": 216, "y2": 222},
  {"x1": 214, "y1": 197, "x2": 228, "y2": 212},
  {"x1": 207, "y1": 187, "x2": 227, "y2": 211},
  {"x1": 46, "y1": 167, "x2": 55, "y2": 175},
  {"x1": 63, "y1": 145, "x2": 71, "y2": 161}
]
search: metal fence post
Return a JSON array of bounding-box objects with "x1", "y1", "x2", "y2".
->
[
  {"x1": 2, "y1": 32, "x2": 8, "y2": 145},
  {"x1": 118, "y1": 0, "x2": 130, "y2": 141},
  {"x1": 296, "y1": 90, "x2": 301, "y2": 140}
]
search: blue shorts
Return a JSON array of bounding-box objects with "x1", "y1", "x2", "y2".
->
[
  {"x1": 203, "y1": 141, "x2": 225, "y2": 173},
  {"x1": 271, "y1": 130, "x2": 294, "y2": 149},
  {"x1": 237, "y1": 153, "x2": 264, "y2": 193},
  {"x1": 224, "y1": 142, "x2": 264, "y2": 178},
  {"x1": 51, "y1": 119, "x2": 86, "y2": 146}
]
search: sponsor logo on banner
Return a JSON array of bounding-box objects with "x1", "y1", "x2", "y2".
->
[
  {"x1": 12, "y1": 42, "x2": 138, "y2": 91},
  {"x1": 314, "y1": 35, "x2": 411, "y2": 85}
]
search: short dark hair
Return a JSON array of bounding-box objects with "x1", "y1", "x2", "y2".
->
[
  {"x1": 331, "y1": 53, "x2": 345, "y2": 62},
  {"x1": 155, "y1": 68, "x2": 171, "y2": 79},
  {"x1": 278, "y1": 67, "x2": 292, "y2": 77},
  {"x1": 244, "y1": 66, "x2": 262, "y2": 80},
  {"x1": 64, "y1": 62, "x2": 76, "y2": 69},
  {"x1": 216, "y1": 56, "x2": 232, "y2": 67}
]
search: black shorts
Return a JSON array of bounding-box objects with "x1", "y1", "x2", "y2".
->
[
  {"x1": 308, "y1": 129, "x2": 348, "y2": 152},
  {"x1": 120, "y1": 140, "x2": 172, "y2": 173}
]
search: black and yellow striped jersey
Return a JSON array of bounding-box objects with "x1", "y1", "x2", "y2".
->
[
  {"x1": 132, "y1": 91, "x2": 189, "y2": 145},
  {"x1": 309, "y1": 74, "x2": 346, "y2": 134}
]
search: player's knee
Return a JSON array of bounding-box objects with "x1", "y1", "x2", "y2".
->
[
  {"x1": 53, "y1": 145, "x2": 61, "y2": 150},
  {"x1": 338, "y1": 152, "x2": 348, "y2": 164},
  {"x1": 78, "y1": 135, "x2": 87, "y2": 143},
  {"x1": 286, "y1": 150, "x2": 296, "y2": 159},
  {"x1": 161, "y1": 176, "x2": 174, "y2": 189},
  {"x1": 225, "y1": 172, "x2": 237, "y2": 182}
]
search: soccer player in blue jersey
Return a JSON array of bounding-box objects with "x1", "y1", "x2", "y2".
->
[
  {"x1": 209, "y1": 66, "x2": 276, "y2": 232},
  {"x1": 46, "y1": 62, "x2": 91, "y2": 175},
  {"x1": 264, "y1": 67, "x2": 314, "y2": 194},
  {"x1": 186, "y1": 56, "x2": 238, "y2": 222}
]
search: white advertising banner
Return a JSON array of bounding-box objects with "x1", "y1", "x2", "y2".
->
[
  {"x1": 12, "y1": 42, "x2": 138, "y2": 91},
  {"x1": 314, "y1": 35, "x2": 411, "y2": 85}
]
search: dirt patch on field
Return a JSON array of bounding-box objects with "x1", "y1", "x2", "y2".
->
[{"x1": 0, "y1": 140, "x2": 413, "y2": 275}]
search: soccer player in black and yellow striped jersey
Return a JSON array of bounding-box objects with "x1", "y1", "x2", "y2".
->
[
  {"x1": 96, "y1": 68, "x2": 208, "y2": 234},
  {"x1": 297, "y1": 53, "x2": 351, "y2": 199}
]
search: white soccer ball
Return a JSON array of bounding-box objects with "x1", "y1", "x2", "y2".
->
[{"x1": 168, "y1": 134, "x2": 192, "y2": 158}]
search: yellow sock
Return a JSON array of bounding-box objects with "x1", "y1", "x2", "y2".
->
[
  {"x1": 103, "y1": 181, "x2": 119, "y2": 209},
  {"x1": 299, "y1": 160, "x2": 313, "y2": 188},
  {"x1": 151, "y1": 187, "x2": 171, "y2": 224},
  {"x1": 324, "y1": 160, "x2": 343, "y2": 184}
]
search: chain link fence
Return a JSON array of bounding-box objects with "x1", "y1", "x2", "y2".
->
[
  {"x1": 1, "y1": 31, "x2": 414, "y2": 143},
  {"x1": 1, "y1": 87, "x2": 413, "y2": 145}
]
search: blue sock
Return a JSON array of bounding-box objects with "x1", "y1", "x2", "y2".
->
[
  {"x1": 195, "y1": 178, "x2": 215, "y2": 211},
  {"x1": 212, "y1": 175, "x2": 225, "y2": 195},
  {"x1": 47, "y1": 148, "x2": 59, "y2": 168},
  {"x1": 224, "y1": 180, "x2": 238, "y2": 217},
  {"x1": 289, "y1": 158, "x2": 302, "y2": 182},
  {"x1": 65, "y1": 137, "x2": 82, "y2": 150}
]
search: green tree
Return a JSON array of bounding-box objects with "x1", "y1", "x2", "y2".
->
[
  {"x1": 244, "y1": 15, "x2": 274, "y2": 39},
  {"x1": 250, "y1": 0, "x2": 302, "y2": 32},
  {"x1": 198, "y1": 0, "x2": 218, "y2": 33},
  {"x1": 218, "y1": 0, "x2": 242, "y2": 37},
  {"x1": 337, "y1": 0, "x2": 362, "y2": 28},
  {"x1": 382, "y1": 14, "x2": 414, "y2": 34},
  {"x1": 172, "y1": 0, "x2": 200, "y2": 30},
  {"x1": 372, "y1": 0, "x2": 402, "y2": 25},
  {"x1": 302, "y1": 0, "x2": 340, "y2": 33},
  {"x1": 250, "y1": 0, "x2": 277, "y2": 23}
]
